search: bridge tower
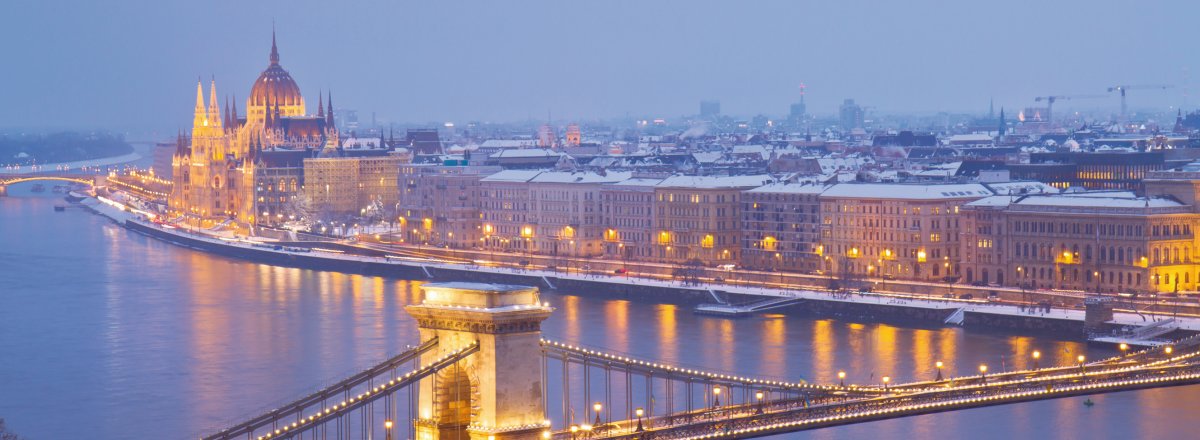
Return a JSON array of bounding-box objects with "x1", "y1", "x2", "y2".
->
[{"x1": 406, "y1": 282, "x2": 553, "y2": 440}]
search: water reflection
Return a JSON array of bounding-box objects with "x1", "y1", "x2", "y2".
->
[{"x1": 0, "y1": 196, "x2": 1194, "y2": 440}]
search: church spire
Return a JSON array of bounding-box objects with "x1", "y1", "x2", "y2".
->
[
  {"x1": 231, "y1": 94, "x2": 239, "y2": 126},
  {"x1": 317, "y1": 90, "x2": 324, "y2": 118},
  {"x1": 193, "y1": 78, "x2": 207, "y2": 129},
  {"x1": 208, "y1": 77, "x2": 221, "y2": 128},
  {"x1": 269, "y1": 26, "x2": 280, "y2": 65},
  {"x1": 326, "y1": 91, "x2": 334, "y2": 127},
  {"x1": 223, "y1": 96, "x2": 231, "y2": 128}
]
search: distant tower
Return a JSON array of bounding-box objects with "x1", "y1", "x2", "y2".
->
[
  {"x1": 989, "y1": 98, "x2": 995, "y2": 120},
  {"x1": 565, "y1": 123, "x2": 581, "y2": 147},
  {"x1": 537, "y1": 124, "x2": 555, "y2": 148},
  {"x1": 839, "y1": 99, "x2": 864, "y2": 130},
  {"x1": 998, "y1": 107, "x2": 1007, "y2": 137}
]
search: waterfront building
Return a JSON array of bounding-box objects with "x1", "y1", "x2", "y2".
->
[
  {"x1": 652, "y1": 174, "x2": 770, "y2": 265},
  {"x1": 479, "y1": 170, "x2": 630, "y2": 258},
  {"x1": 819, "y1": 183, "x2": 994, "y2": 282},
  {"x1": 397, "y1": 164, "x2": 500, "y2": 248},
  {"x1": 962, "y1": 190, "x2": 1199, "y2": 293},
  {"x1": 741, "y1": 182, "x2": 827, "y2": 272},
  {"x1": 303, "y1": 154, "x2": 402, "y2": 218},
  {"x1": 600, "y1": 177, "x2": 664, "y2": 263},
  {"x1": 169, "y1": 33, "x2": 337, "y2": 230}
]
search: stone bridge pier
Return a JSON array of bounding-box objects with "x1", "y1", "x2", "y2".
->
[{"x1": 406, "y1": 282, "x2": 553, "y2": 440}]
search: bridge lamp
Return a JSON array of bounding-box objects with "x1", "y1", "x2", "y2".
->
[
  {"x1": 978, "y1": 364, "x2": 988, "y2": 384},
  {"x1": 1032, "y1": 350, "x2": 1041, "y2": 370},
  {"x1": 712, "y1": 386, "x2": 722, "y2": 407},
  {"x1": 837, "y1": 370, "x2": 846, "y2": 387},
  {"x1": 1166, "y1": 346, "x2": 1174, "y2": 355},
  {"x1": 593, "y1": 402, "x2": 603, "y2": 426},
  {"x1": 755, "y1": 391, "x2": 765, "y2": 414},
  {"x1": 569, "y1": 424, "x2": 579, "y2": 439},
  {"x1": 935, "y1": 361, "x2": 944, "y2": 382},
  {"x1": 384, "y1": 420, "x2": 393, "y2": 440},
  {"x1": 542, "y1": 430, "x2": 551, "y2": 439},
  {"x1": 635, "y1": 407, "x2": 645, "y2": 432},
  {"x1": 1119, "y1": 343, "x2": 1129, "y2": 354},
  {"x1": 882, "y1": 376, "x2": 891, "y2": 391}
]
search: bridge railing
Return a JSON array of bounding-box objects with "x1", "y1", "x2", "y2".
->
[{"x1": 202, "y1": 337, "x2": 441, "y2": 440}]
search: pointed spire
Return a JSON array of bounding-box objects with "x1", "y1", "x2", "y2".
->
[
  {"x1": 231, "y1": 94, "x2": 239, "y2": 126},
  {"x1": 194, "y1": 78, "x2": 208, "y2": 129},
  {"x1": 208, "y1": 77, "x2": 221, "y2": 128},
  {"x1": 317, "y1": 90, "x2": 324, "y2": 118},
  {"x1": 326, "y1": 91, "x2": 334, "y2": 127},
  {"x1": 269, "y1": 25, "x2": 280, "y2": 65},
  {"x1": 264, "y1": 96, "x2": 274, "y2": 127},
  {"x1": 223, "y1": 96, "x2": 231, "y2": 129}
]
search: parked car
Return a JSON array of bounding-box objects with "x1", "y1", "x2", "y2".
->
[
  {"x1": 970, "y1": 280, "x2": 988, "y2": 287},
  {"x1": 519, "y1": 259, "x2": 530, "y2": 266},
  {"x1": 614, "y1": 268, "x2": 628, "y2": 274},
  {"x1": 958, "y1": 293, "x2": 974, "y2": 300}
]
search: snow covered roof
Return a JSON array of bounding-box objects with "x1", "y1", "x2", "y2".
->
[
  {"x1": 608, "y1": 178, "x2": 665, "y2": 187},
  {"x1": 479, "y1": 139, "x2": 541, "y2": 149},
  {"x1": 489, "y1": 148, "x2": 566, "y2": 159},
  {"x1": 744, "y1": 182, "x2": 829, "y2": 195},
  {"x1": 823, "y1": 183, "x2": 994, "y2": 200},
  {"x1": 946, "y1": 133, "x2": 994, "y2": 143},
  {"x1": 481, "y1": 169, "x2": 542, "y2": 182},
  {"x1": 984, "y1": 181, "x2": 1060, "y2": 195},
  {"x1": 966, "y1": 191, "x2": 1189, "y2": 213},
  {"x1": 529, "y1": 170, "x2": 632, "y2": 184},
  {"x1": 656, "y1": 174, "x2": 774, "y2": 189}
]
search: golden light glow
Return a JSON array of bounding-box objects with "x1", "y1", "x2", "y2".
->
[
  {"x1": 917, "y1": 249, "x2": 927, "y2": 262},
  {"x1": 521, "y1": 225, "x2": 534, "y2": 238},
  {"x1": 702, "y1": 234, "x2": 715, "y2": 248}
]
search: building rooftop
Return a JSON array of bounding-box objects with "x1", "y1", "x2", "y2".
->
[
  {"x1": 656, "y1": 174, "x2": 773, "y2": 189},
  {"x1": 822, "y1": 183, "x2": 993, "y2": 200},
  {"x1": 744, "y1": 182, "x2": 829, "y2": 195}
]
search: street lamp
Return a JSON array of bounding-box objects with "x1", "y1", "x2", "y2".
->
[
  {"x1": 882, "y1": 376, "x2": 891, "y2": 391},
  {"x1": 838, "y1": 370, "x2": 846, "y2": 387},
  {"x1": 712, "y1": 386, "x2": 722, "y2": 407},
  {"x1": 1166, "y1": 346, "x2": 1175, "y2": 355},
  {"x1": 1032, "y1": 350, "x2": 1041, "y2": 370},
  {"x1": 979, "y1": 364, "x2": 988, "y2": 384},
  {"x1": 755, "y1": 391, "x2": 765, "y2": 414},
  {"x1": 935, "y1": 361, "x2": 944, "y2": 381},
  {"x1": 593, "y1": 402, "x2": 603, "y2": 426},
  {"x1": 569, "y1": 424, "x2": 579, "y2": 440},
  {"x1": 1119, "y1": 343, "x2": 1129, "y2": 355},
  {"x1": 384, "y1": 420, "x2": 393, "y2": 440},
  {"x1": 635, "y1": 407, "x2": 645, "y2": 432},
  {"x1": 1077, "y1": 355, "x2": 1086, "y2": 374}
]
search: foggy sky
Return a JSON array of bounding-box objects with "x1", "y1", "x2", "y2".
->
[{"x1": 2, "y1": 0, "x2": 1197, "y2": 132}]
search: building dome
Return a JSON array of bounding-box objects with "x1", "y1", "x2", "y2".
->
[{"x1": 248, "y1": 34, "x2": 303, "y2": 108}]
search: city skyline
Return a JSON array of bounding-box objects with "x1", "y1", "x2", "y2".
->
[{"x1": 2, "y1": 0, "x2": 1198, "y2": 130}]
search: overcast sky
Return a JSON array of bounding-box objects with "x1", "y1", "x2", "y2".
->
[{"x1": 2, "y1": 0, "x2": 1197, "y2": 131}]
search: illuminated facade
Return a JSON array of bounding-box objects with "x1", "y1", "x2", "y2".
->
[
  {"x1": 962, "y1": 191, "x2": 1200, "y2": 293},
  {"x1": 741, "y1": 183, "x2": 826, "y2": 272},
  {"x1": 169, "y1": 33, "x2": 337, "y2": 229},
  {"x1": 397, "y1": 164, "x2": 499, "y2": 248},
  {"x1": 652, "y1": 175, "x2": 769, "y2": 265},
  {"x1": 820, "y1": 183, "x2": 993, "y2": 282}
]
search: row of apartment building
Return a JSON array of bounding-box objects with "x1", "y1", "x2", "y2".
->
[{"x1": 395, "y1": 164, "x2": 1200, "y2": 294}]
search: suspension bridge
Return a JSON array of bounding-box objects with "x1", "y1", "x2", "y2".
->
[
  {"x1": 0, "y1": 173, "x2": 100, "y2": 196},
  {"x1": 200, "y1": 282, "x2": 1200, "y2": 440}
]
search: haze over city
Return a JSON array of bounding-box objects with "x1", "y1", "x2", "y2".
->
[
  {"x1": 10, "y1": 2, "x2": 1200, "y2": 440},
  {"x1": 3, "y1": 0, "x2": 1197, "y2": 130}
]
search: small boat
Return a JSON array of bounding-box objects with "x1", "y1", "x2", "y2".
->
[
  {"x1": 1083, "y1": 398, "x2": 1095, "y2": 407},
  {"x1": 64, "y1": 191, "x2": 88, "y2": 203},
  {"x1": 53, "y1": 205, "x2": 66, "y2": 212}
]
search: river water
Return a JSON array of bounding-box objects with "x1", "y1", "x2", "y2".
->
[{"x1": 2, "y1": 187, "x2": 1199, "y2": 439}]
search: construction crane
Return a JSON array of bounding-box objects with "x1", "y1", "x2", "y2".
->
[
  {"x1": 1107, "y1": 84, "x2": 1175, "y2": 121},
  {"x1": 1032, "y1": 94, "x2": 1107, "y2": 123}
]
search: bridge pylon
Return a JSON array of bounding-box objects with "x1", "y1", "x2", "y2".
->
[{"x1": 406, "y1": 282, "x2": 553, "y2": 440}]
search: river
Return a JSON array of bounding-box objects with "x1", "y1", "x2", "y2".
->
[{"x1": 2, "y1": 187, "x2": 1199, "y2": 439}]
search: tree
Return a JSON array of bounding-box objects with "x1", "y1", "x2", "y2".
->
[{"x1": 0, "y1": 418, "x2": 26, "y2": 440}]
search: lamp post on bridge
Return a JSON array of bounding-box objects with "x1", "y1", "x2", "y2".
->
[
  {"x1": 755, "y1": 391, "x2": 765, "y2": 414},
  {"x1": 384, "y1": 420, "x2": 393, "y2": 440},
  {"x1": 711, "y1": 386, "x2": 721, "y2": 408},
  {"x1": 593, "y1": 402, "x2": 603, "y2": 427},
  {"x1": 979, "y1": 364, "x2": 988, "y2": 384},
  {"x1": 935, "y1": 361, "x2": 944, "y2": 382},
  {"x1": 1032, "y1": 350, "x2": 1041, "y2": 370},
  {"x1": 838, "y1": 370, "x2": 846, "y2": 388},
  {"x1": 635, "y1": 407, "x2": 645, "y2": 432}
]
